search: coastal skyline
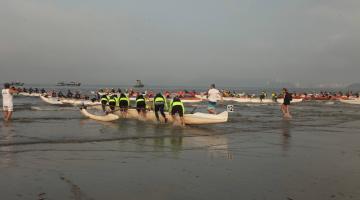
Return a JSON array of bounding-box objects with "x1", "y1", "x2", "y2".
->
[{"x1": 1, "y1": 0, "x2": 359, "y2": 87}]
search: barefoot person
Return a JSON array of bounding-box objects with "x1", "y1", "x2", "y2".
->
[
  {"x1": 2, "y1": 83, "x2": 18, "y2": 121},
  {"x1": 207, "y1": 84, "x2": 223, "y2": 114},
  {"x1": 170, "y1": 96, "x2": 185, "y2": 126},
  {"x1": 281, "y1": 88, "x2": 292, "y2": 118}
]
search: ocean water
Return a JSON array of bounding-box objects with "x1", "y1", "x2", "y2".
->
[{"x1": 1, "y1": 86, "x2": 360, "y2": 200}]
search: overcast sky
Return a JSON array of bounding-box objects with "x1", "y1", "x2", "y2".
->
[{"x1": 0, "y1": 0, "x2": 359, "y2": 87}]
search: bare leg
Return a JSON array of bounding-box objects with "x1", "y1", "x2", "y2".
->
[
  {"x1": 180, "y1": 116, "x2": 185, "y2": 126},
  {"x1": 3, "y1": 111, "x2": 9, "y2": 121},
  {"x1": 6, "y1": 111, "x2": 13, "y2": 121}
]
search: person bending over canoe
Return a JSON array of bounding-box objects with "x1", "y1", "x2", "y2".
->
[
  {"x1": 108, "y1": 94, "x2": 117, "y2": 112},
  {"x1": 207, "y1": 84, "x2": 223, "y2": 114},
  {"x1": 118, "y1": 93, "x2": 130, "y2": 117},
  {"x1": 281, "y1": 88, "x2": 292, "y2": 119},
  {"x1": 170, "y1": 96, "x2": 185, "y2": 126},
  {"x1": 2, "y1": 83, "x2": 19, "y2": 122},
  {"x1": 136, "y1": 93, "x2": 147, "y2": 119},
  {"x1": 100, "y1": 93, "x2": 109, "y2": 112},
  {"x1": 153, "y1": 93, "x2": 168, "y2": 123}
]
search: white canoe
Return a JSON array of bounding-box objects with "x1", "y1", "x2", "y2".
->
[
  {"x1": 40, "y1": 96, "x2": 64, "y2": 105},
  {"x1": 233, "y1": 98, "x2": 303, "y2": 104},
  {"x1": 339, "y1": 99, "x2": 360, "y2": 105},
  {"x1": 19, "y1": 92, "x2": 43, "y2": 97},
  {"x1": 60, "y1": 99, "x2": 101, "y2": 106},
  {"x1": 80, "y1": 108, "x2": 119, "y2": 122},
  {"x1": 88, "y1": 106, "x2": 228, "y2": 125}
]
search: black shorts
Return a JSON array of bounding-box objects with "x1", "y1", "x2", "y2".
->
[
  {"x1": 119, "y1": 100, "x2": 129, "y2": 108},
  {"x1": 136, "y1": 102, "x2": 146, "y2": 112},
  {"x1": 101, "y1": 100, "x2": 108, "y2": 105},
  {"x1": 171, "y1": 105, "x2": 184, "y2": 117}
]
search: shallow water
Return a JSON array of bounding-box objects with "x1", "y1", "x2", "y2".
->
[{"x1": 1, "y1": 92, "x2": 360, "y2": 200}]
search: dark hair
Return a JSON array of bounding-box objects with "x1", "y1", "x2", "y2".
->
[
  {"x1": 4, "y1": 83, "x2": 10, "y2": 89},
  {"x1": 211, "y1": 84, "x2": 215, "y2": 88}
]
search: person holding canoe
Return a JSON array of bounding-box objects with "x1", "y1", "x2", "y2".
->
[
  {"x1": 100, "y1": 93, "x2": 109, "y2": 112},
  {"x1": 207, "y1": 84, "x2": 223, "y2": 114},
  {"x1": 2, "y1": 83, "x2": 19, "y2": 122},
  {"x1": 118, "y1": 93, "x2": 130, "y2": 117},
  {"x1": 153, "y1": 92, "x2": 168, "y2": 123},
  {"x1": 170, "y1": 95, "x2": 185, "y2": 126},
  {"x1": 136, "y1": 93, "x2": 147, "y2": 119},
  {"x1": 108, "y1": 93, "x2": 117, "y2": 112},
  {"x1": 281, "y1": 88, "x2": 292, "y2": 119}
]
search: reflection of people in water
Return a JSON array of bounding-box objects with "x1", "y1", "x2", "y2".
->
[
  {"x1": 281, "y1": 120, "x2": 291, "y2": 153},
  {"x1": 0, "y1": 123, "x2": 16, "y2": 167}
]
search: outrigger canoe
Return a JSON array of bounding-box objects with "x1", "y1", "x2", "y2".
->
[
  {"x1": 40, "y1": 96, "x2": 64, "y2": 105},
  {"x1": 195, "y1": 95, "x2": 303, "y2": 104},
  {"x1": 19, "y1": 92, "x2": 43, "y2": 97},
  {"x1": 80, "y1": 108, "x2": 119, "y2": 122},
  {"x1": 81, "y1": 106, "x2": 228, "y2": 125},
  {"x1": 339, "y1": 98, "x2": 360, "y2": 105}
]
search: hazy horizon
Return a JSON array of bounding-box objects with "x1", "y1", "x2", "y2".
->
[{"x1": 1, "y1": 0, "x2": 359, "y2": 87}]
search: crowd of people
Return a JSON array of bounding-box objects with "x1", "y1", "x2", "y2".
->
[{"x1": 3, "y1": 82, "x2": 360, "y2": 122}]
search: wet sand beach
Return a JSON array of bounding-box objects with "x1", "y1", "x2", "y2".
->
[{"x1": 1, "y1": 96, "x2": 360, "y2": 200}]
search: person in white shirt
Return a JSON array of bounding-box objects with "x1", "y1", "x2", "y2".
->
[
  {"x1": 207, "y1": 84, "x2": 223, "y2": 114},
  {"x1": 2, "y1": 83, "x2": 18, "y2": 121}
]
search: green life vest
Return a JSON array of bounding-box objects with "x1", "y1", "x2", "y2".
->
[
  {"x1": 119, "y1": 96, "x2": 130, "y2": 104},
  {"x1": 101, "y1": 96, "x2": 108, "y2": 102},
  {"x1": 170, "y1": 100, "x2": 185, "y2": 114},
  {"x1": 154, "y1": 95, "x2": 168, "y2": 110}
]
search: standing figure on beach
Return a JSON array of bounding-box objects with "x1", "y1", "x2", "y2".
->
[
  {"x1": 2, "y1": 83, "x2": 18, "y2": 122},
  {"x1": 153, "y1": 93, "x2": 168, "y2": 123},
  {"x1": 281, "y1": 88, "x2": 292, "y2": 119},
  {"x1": 207, "y1": 84, "x2": 223, "y2": 114}
]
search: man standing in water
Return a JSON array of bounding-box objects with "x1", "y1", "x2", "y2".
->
[
  {"x1": 207, "y1": 84, "x2": 223, "y2": 114},
  {"x1": 2, "y1": 83, "x2": 18, "y2": 122},
  {"x1": 281, "y1": 88, "x2": 292, "y2": 118}
]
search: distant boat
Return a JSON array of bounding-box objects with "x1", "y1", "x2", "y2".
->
[
  {"x1": 133, "y1": 80, "x2": 144, "y2": 88},
  {"x1": 10, "y1": 81, "x2": 24, "y2": 86},
  {"x1": 56, "y1": 81, "x2": 81, "y2": 86}
]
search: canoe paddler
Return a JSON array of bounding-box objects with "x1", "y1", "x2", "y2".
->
[
  {"x1": 136, "y1": 93, "x2": 147, "y2": 118},
  {"x1": 281, "y1": 88, "x2": 293, "y2": 119},
  {"x1": 108, "y1": 93, "x2": 117, "y2": 111},
  {"x1": 207, "y1": 84, "x2": 223, "y2": 114},
  {"x1": 153, "y1": 92, "x2": 168, "y2": 123},
  {"x1": 100, "y1": 93, "x2": 109, "y2": 112},
  {"x1": 118, "y1": 93, "x2": 130, "y2": 117},
  {"x1": 170, "y1": 96, "x2": 185, "y2": 126}
]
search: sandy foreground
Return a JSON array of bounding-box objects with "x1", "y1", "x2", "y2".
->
[{"x1": 1, "y1": 119, "x2": 360, "y2": 200}]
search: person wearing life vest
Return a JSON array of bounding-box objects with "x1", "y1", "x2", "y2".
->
[
  {"x1": 271, "y1": 92, "x2": 278, "y2": 102},
  {"x1": 153, "y1": 92, "x2": 168, "y2": 123},
  {"x1": 100, "y1": 94, "x2": 109, "y2": 112},
  {"x1": 108, "y1": 94, "x2": 117, "y2": 111},
  {"x1": 118, "y1": 93, "x2": 130, "y2": 116},
  {"x1": 170, "y1": 96, "x2": 185, "y2": 126},
  {"x1": 136, "y1": 93, "x2": 147, "y2": 118}
]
